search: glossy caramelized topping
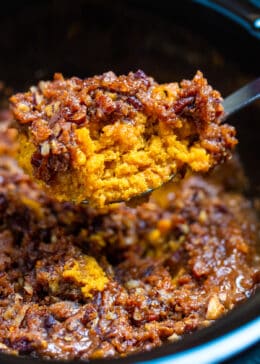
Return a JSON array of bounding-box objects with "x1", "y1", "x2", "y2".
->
[
  {"x1": 0, "y1": 118, "x2": 258, "y2": 360},
  {"x1": 0, "y1": 156, "x2": 259, "y2": 359},
  {"x1": 10, "y1": 70, "x2": 237, "y2": 207}
]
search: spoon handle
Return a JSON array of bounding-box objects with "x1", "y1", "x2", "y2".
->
[{"x1": 223, "y1": 78, "x2": 260, "y2": 120}]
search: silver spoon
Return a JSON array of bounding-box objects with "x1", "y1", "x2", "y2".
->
[
  {"x1": 82, "y1": 78, "x2": 260, "y2": 206},
  {"x1": 222, "y1": 77, "x2": 260, "y2": 120}
]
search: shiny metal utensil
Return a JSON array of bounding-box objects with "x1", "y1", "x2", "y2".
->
[{"x1": 223, "y1": 77, "x2": 260, "y2": 120}]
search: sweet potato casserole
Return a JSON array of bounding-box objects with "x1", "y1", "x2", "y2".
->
[
  {"x1": 0, "y1": 71, "x2": 258, "y2": 360},
  {"x1": 11, "y1": 71, "x2": 236, "y2": 206}
]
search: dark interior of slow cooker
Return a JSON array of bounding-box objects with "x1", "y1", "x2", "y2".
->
[{"x1": 0, "y1": 1, "x2": 259, "y2": 363}]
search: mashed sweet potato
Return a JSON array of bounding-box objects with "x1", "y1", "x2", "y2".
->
[
  {"x1": 10, "y1": 70, "x2": 237, "y2": 207},
  {"x1": 0, "y1": 117, "x2": 259, "y2": 360}
]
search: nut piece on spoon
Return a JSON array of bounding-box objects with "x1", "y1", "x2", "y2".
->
[{"x1": 10, "y1": 70, "x2": 237, "y2": 207}]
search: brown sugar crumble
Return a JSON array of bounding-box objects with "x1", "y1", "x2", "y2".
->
[
  {"x1": 0, "y1": 118, "x2": 259, "y2": 360},
  {"x1": 10, "y1": 70, "x2": 237, "y2": 207}
]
